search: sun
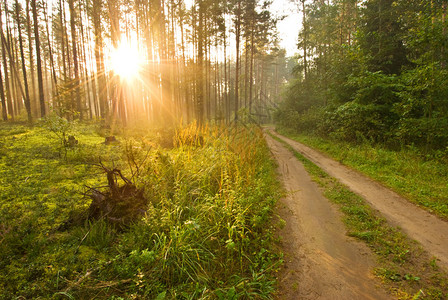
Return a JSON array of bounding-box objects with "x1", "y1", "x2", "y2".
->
[{"x1": 110, "y1": 42, "x2": 143, "y2": 80}]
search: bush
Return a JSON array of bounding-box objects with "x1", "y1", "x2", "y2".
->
[{"x1": 324, "y1": 101, "x2": 393, "y2": 143}]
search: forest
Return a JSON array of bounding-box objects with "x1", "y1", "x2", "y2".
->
[
  {"x1": 2, "y1": 0, "x2": 448, "y2": 298},
  {"x1": 276, "y1": 0, "x2": 448, "y2": 152},
  {"x1": 0, "y1": 0, "x2": 291, "y2": 125},
  {"x1": 0, "y1": 0, "x2": 288, "y2": 297}
]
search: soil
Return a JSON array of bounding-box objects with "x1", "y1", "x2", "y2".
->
[
  {"x1": 269, "y1": 130, "x2": 448, "y2": 271},
  {"x1": 265, "y1": 134, "x2": 391, "y2": 299}
]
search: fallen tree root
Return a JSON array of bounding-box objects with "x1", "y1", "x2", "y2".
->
[{"x1": 87, "y1": 163, "x2": 148, "y2": 227}]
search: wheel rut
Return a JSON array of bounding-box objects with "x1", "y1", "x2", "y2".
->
[
  {"x1": 269, "y1": 130, "x2": 448, "y2": 271},
  {"x1": 266, "y1": 134, "x2": 391, "y2": 299}
]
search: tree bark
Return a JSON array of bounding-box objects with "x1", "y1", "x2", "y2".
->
[
  {"x1": 69, "y1": 0, "x2": 82, "y2": 119},
  {"x1": 197, "y1": 0, "x2": 204, "y2": 126},
  {"x1": 92, "y1": 0, "x2": 107, "y2": 118},
  {"x1": 25, "y1": 0, "x2": 37, "y2": 117},
  {"x1": 31, "y1": 0, "x2": 45, "y2": 117},
  {"x1": 14, "y1": 0, "x2": 32, "y2": 122},
  {"x1": 234, "y1": 1, "x2": 241, "y2": 124},
  {"x1": 43, "y1": 1, "x2": 58, "y2": 109},
  {"x1": 0, "y1": 3, "x2": 13, "y2": 119},
  {"x1": 301, "y1": 0, "x2": 308, "y2": 81},
  {"x1": 0, "y1": 63, "x2": 6, "y2": 120}
]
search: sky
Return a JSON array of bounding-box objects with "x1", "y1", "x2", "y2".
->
[{"x1": 270, "y1": 0, "x2": 301, "y2": 57}]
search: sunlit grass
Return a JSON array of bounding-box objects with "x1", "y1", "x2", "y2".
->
[{"x1": 0, "y1": 121, "x2": 282, "y2": 299}]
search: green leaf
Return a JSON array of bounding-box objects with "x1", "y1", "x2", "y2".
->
[{"x1": 155, "y1": 291, "x2": 166, "y2": 300}]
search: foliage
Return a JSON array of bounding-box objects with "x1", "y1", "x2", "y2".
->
[
  {"x1": 41, "y1": 113, "x2": 78, "y2": 152},
  {"x1": 0, "y1": 123, "x2": 282, "y2": 299},
  {"x1": 275, "y1": 0, "x2": 448, "y2": 153}
]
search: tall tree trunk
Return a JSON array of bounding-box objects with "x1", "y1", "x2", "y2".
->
[
  {"x1": 214, "y1": 40, "x2": 219, "y2": 122},
  {"x1": 59, "y1": 0, "x2": 67, "y2": 80},
  {"x1": 206, "y1": 27, "x2": 211, "y2": 121},
  {"x1": 301, "y1": 0, "x2": 308, "y2": 81},
  {"x1": 5, "y1": 4, "x2": 19, "y2": 118},
  {"x1": 80, "y1": 15, "x2": 93, "y2": 119},
  {"x1": 43, "y1": 2, "x2": 58, "y2": 109},
  {"x1": 442, "y1": 1, "x2": 446, "y2": 68},
  {"x1": 143, "y1": 1, "x2": 156, "y2": 122},
  {"x1": 249, "y1": 25, "x2": 254, "y2": 115},
  {"x1": 31, "y1": 0, "x2": 45, "y2": 117},
  {"x1": 197, "y1": 0, "x2": 204, "y2": 126},
  {"x1": 0, "y1": 3, "x2": 13, "y2": 119},
  {"x1": 6, "y1": 5, "x2": 22, "y2": 116},
  {"x1": 92, "y1": 0, "x2": 107, "y2": 118},
  {"x1": 107, "y1": 0, "x2": 122, "y2": 124},
  {"x1": 84, "y1": 5, "x2": 99, "y2": 118},
  {"x1": 25, "y1": 0, "x2": 37, "y2": 117},
  {"x1": 0, "y1": 64, "x2": 6, "y2": 120},
  {"x1": 224, "y1": 26, "x2": 229, "y2": 124},
  {"x1": 14, "y1": 0, "x2": 32, "y2": 122},
  {"x1": 234, "y1": 1, "x2": 241, "y2": 124},
  {"x1": 179, "y1": 9, "x2": 190, "y2": 123},
  {"x1": 244, "y1": 37, "x2": 249, "y2": 109},
  {"x1": 68, "y1": 0, "x2": 82, "y2": 119}
]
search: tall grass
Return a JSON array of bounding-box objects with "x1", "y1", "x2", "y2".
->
[{"x1": 0, "y1": 122, "x2": 281, "y2": 299}]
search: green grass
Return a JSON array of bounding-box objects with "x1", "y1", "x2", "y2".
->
[
  {"x1": 270, "y1": 133, "x2": 448, "y2": 299},
  {"x1": 0, "y1": 121, "x2": 282, "y2": 299},
  {"x1": 277, "y1": 128, "x2": 448, "y2": 220}
]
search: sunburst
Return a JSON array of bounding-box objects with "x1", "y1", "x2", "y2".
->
[{"x1": 110, "y1": 42, "x2": 143, "y2": 80}]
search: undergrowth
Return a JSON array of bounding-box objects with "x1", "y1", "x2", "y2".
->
[
  {"x1": 270, "y1": 133, "x2": 448, "y2": 299},
  {"x1": 276, "y1": 127, "x2": 448, "y2": 220},
  {"x1": 0, "y1": 121, "x2": 282, "y2": 299}
]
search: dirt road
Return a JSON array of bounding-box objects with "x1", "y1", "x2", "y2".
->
[
  {"x1": 269, "y1": 130, "x2": 448, "y2": 271},
  {"x1": 265, "y1": 134, "x2": 391, "y2": 299}
]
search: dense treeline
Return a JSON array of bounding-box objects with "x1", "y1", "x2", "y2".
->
[
  {"x1": 0, "y1": 0, "x2": 290, "y2": 126},
  {"x1": 275, "y1": 0, "x2": 448, "y2": 151}
]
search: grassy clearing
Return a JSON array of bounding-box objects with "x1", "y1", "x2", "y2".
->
[
  {"x1": 276, "y1": 128, "x2": 448, "y2": 220},
  {"x1": 0, "y1": 120, "x2": 282, "y2": 299},
  {"x1": 270, "y1": 134, "x2": 448, "y2": 299}
]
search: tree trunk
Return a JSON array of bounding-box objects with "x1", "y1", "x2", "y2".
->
[
  {"x1": 249, "y1": 25, "x2": 254, "y2": 115},
  {"x1": 0, "y1": 3, "x2": 13, "y2": 119},
  {"x1": 301, "y1": 0, "x2": 308, "y2": 81},
  {"x1": 25, "y1": 0, "x2": 37, "y2": 117},
  {"x1": 197, "y1": 0, "x2": 204, "y2": 126},
  {"x1": 59, "y1": 0, "x2": 67, "y2": 80},
  {"x1": 0, "y1": 64, "x2": 6, "y2": 120},
  {"x1": 107, "y1": 0, "x2": 122, "y2": 124},
  {"x1": 14, "y1": 0, "x2": 32, "y2": 122},
  {"x1": 92, "y1": 0, "x2": 107, "y2": 118},
  {"x1": 234, "y1": 1, "x2": 241, "y2": 124},
  {"x1": 69, "y1": 0, "x2": 82, "y2": 119},
  {"x1": 223, "y1": 23, "x2": 229, "y2": 124},
  {"x1": 31, "y1": 0, "x2": 45, "y2": 117},
  {"x1": 43, "y1": 1, "x2": 58, "y2": 110}
]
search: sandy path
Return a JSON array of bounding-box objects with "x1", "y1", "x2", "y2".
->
[
  {"x1": 265, "y1": 135, "x2": 390, "y2": 299},
  {"x1": 270, "y1": 130, "x2": 448, "y2": 270}
]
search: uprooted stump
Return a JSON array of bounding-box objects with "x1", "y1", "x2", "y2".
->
[{"x1": 87, "y1": 165, "x2": 147, "y2": 227}]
